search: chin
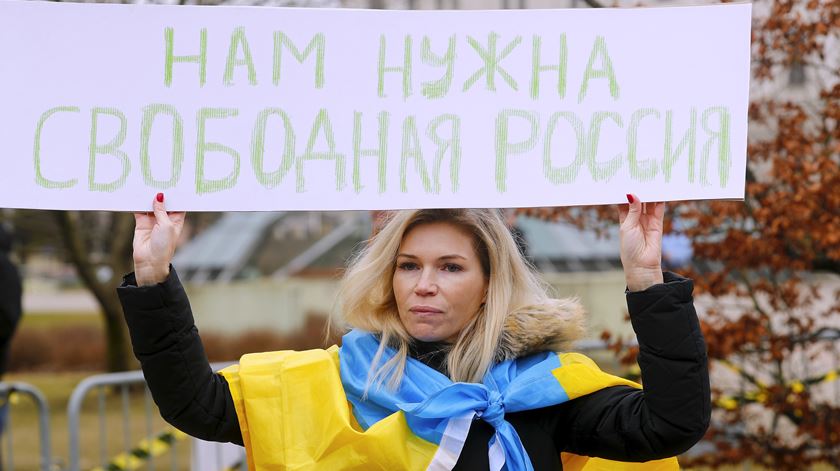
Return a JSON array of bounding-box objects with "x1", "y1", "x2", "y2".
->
[
  {"x1": 407, "y1": 326, "x2": 449, "y2": 343},
  {"x1": 409, "y1": 331, "x2": 443, "y2": 343}
]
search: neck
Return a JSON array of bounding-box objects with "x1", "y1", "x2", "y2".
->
[{"x1": 408, "y1": 338, "x2": 451, "y2": 375}]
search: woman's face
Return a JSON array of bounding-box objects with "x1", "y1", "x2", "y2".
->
[{"x1": 393, "y1": 222, "x2": 488, "y2": 343}]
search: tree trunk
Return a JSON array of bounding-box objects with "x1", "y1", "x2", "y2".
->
[
  {"x1": 101, "y1": 289, "x2": 134, "y2": 372},
  {"x1": 54, "y1": 211, "x2": 136, "y2": 371}
]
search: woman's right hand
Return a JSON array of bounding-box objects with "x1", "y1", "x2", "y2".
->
[{"x1": 133, "y1": 193, "x2": 186, "y2": 286}]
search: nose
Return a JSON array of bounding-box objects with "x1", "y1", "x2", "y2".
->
[{"x1": 414, "y1": 268, "x2": 438, "y2": 296}]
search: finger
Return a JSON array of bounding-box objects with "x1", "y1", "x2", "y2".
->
[
  {"x1": 623, "y1": 193, "x2": 642, "y2": 228},
  {"x1": 642, "y1": 202, "x2": 666, "y2": 233},
  {"x1": 134, "y1": 212, "x2": 153, "y2": 229},
  {"x1": 152, "y1": 193, "x2": 172, "y2": 226},
  {"x1": 168, "y1": 211, "x2": 187, "y2": 230},
  {"x1": 652, "y1": 201, "x2": 666, "y2": 230},
  {"x1": 654, "y1": 201, "x2": 666, "y2": 219}
]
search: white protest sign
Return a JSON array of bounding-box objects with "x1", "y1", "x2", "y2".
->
[{"x1": 0, "y1": 1, "x2": 751, "y2": 211}]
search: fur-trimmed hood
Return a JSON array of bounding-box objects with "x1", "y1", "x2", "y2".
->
[{"x1": 496, "y1": 298, "x2": 587, "y2": 361}]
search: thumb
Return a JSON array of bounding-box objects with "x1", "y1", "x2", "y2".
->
[
  {"x1": 152, "y1": 193, "x2": 172, "y2": 227},
  {"x1": 622, "y1": 193, "x2": 642, "y2": 228}
]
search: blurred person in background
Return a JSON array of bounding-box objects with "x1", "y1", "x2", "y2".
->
[
  {"x1": 0, "y1": 225, "x2": 21, "y2": 378},
  {"x1": 0, "y1": 224, "x2": 22, "y2": 448}
]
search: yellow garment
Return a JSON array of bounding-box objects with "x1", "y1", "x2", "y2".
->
[
  {"x1": 219, "y1": 348, "x2": 680, "y2": 471},
  {"x1": 220, "y1": 347, "x2": 437, "y2": 470}
]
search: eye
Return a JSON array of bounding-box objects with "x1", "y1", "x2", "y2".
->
[
  {"x1": 398, "y1": 262, "x2": 419, "y2": 271},
  {"x1": 442, "y1": 263, "x2": 463, "y2": 273}
]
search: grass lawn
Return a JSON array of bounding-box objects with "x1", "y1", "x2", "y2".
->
[{"x1": 18, "y1": 312, "x2": 101, "y2": 330}]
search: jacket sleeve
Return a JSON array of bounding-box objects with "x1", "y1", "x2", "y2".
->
[
  {"x1": 117, "y1": 267, "x2": 243, "y2": 445},
  {"x1": 555, "y1": 272, "x2": 710, "y2": 461}
]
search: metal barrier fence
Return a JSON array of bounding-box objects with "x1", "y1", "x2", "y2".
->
[
  {"x1": 67, "y1": 362, "x2": 240, "y2": 471},
  {"x1": 0, "y1": 381, "x2": 52, "y2": 471}
]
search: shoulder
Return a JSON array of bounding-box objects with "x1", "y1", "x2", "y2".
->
[{"x1": 223, "y1": 347, "x2": 340, "y2": 380}]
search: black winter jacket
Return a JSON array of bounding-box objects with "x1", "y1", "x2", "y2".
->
[
  {"x1": 117, "y1": 269, "x2": 709, "y2": 470},
  {"x1": 0, "y1": 229, "x2": 22, "y2": 379}
]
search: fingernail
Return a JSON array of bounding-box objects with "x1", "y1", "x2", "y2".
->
[
  {"x1": 626, "y1": 194, "x2": 635, "y2": 204},
  {"x1": 156, "y1": 193, "x2": 164, "y2": 203}
]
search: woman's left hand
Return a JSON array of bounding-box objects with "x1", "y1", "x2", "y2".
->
[{"x1": 619, "y1": 194, "x2": 665, "y2": 292}]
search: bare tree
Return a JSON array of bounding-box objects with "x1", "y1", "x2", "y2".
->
[{"x1": 54, "y1": 212, "x2": 136, "y2": 371}]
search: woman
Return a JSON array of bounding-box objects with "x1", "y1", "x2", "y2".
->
[{"x1": 119, "y1": 194, "x2": 709, "y2": 470}]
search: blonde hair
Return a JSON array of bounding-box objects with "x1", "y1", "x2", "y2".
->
[{"x1": 337, "y1": 209, "x2": 555, "y2": 389}]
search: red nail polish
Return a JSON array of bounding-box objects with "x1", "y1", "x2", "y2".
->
[
  {"x1": 156, "y1": 193, "x2": 164, "y2": 203},
  {"x1": 626, "y1": 194, "x2": 635, "y2": 204}
]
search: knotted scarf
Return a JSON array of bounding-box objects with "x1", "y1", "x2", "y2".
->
[{"x1": 341, "y1": 329, "x2": 578, "y2": 471}]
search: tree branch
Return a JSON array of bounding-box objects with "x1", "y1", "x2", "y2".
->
[
  {"x1": 718, "y1": 359, "x2": 767, "y2": 390},
  {"x1": 53, "y1": 211, "x2": 111, "y2": 308}
]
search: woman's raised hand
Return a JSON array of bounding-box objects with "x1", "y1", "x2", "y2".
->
[
  {"x1": 618, "y1": 194, "x2": 665, "y2": 292},
  {"x1": 133, "y1": 193, "x2": 186, "y2": 286}
]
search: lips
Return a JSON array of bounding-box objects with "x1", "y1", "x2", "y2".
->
[{"x1": 409, "y1": 305, "x2": 444, "y2": 314}]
